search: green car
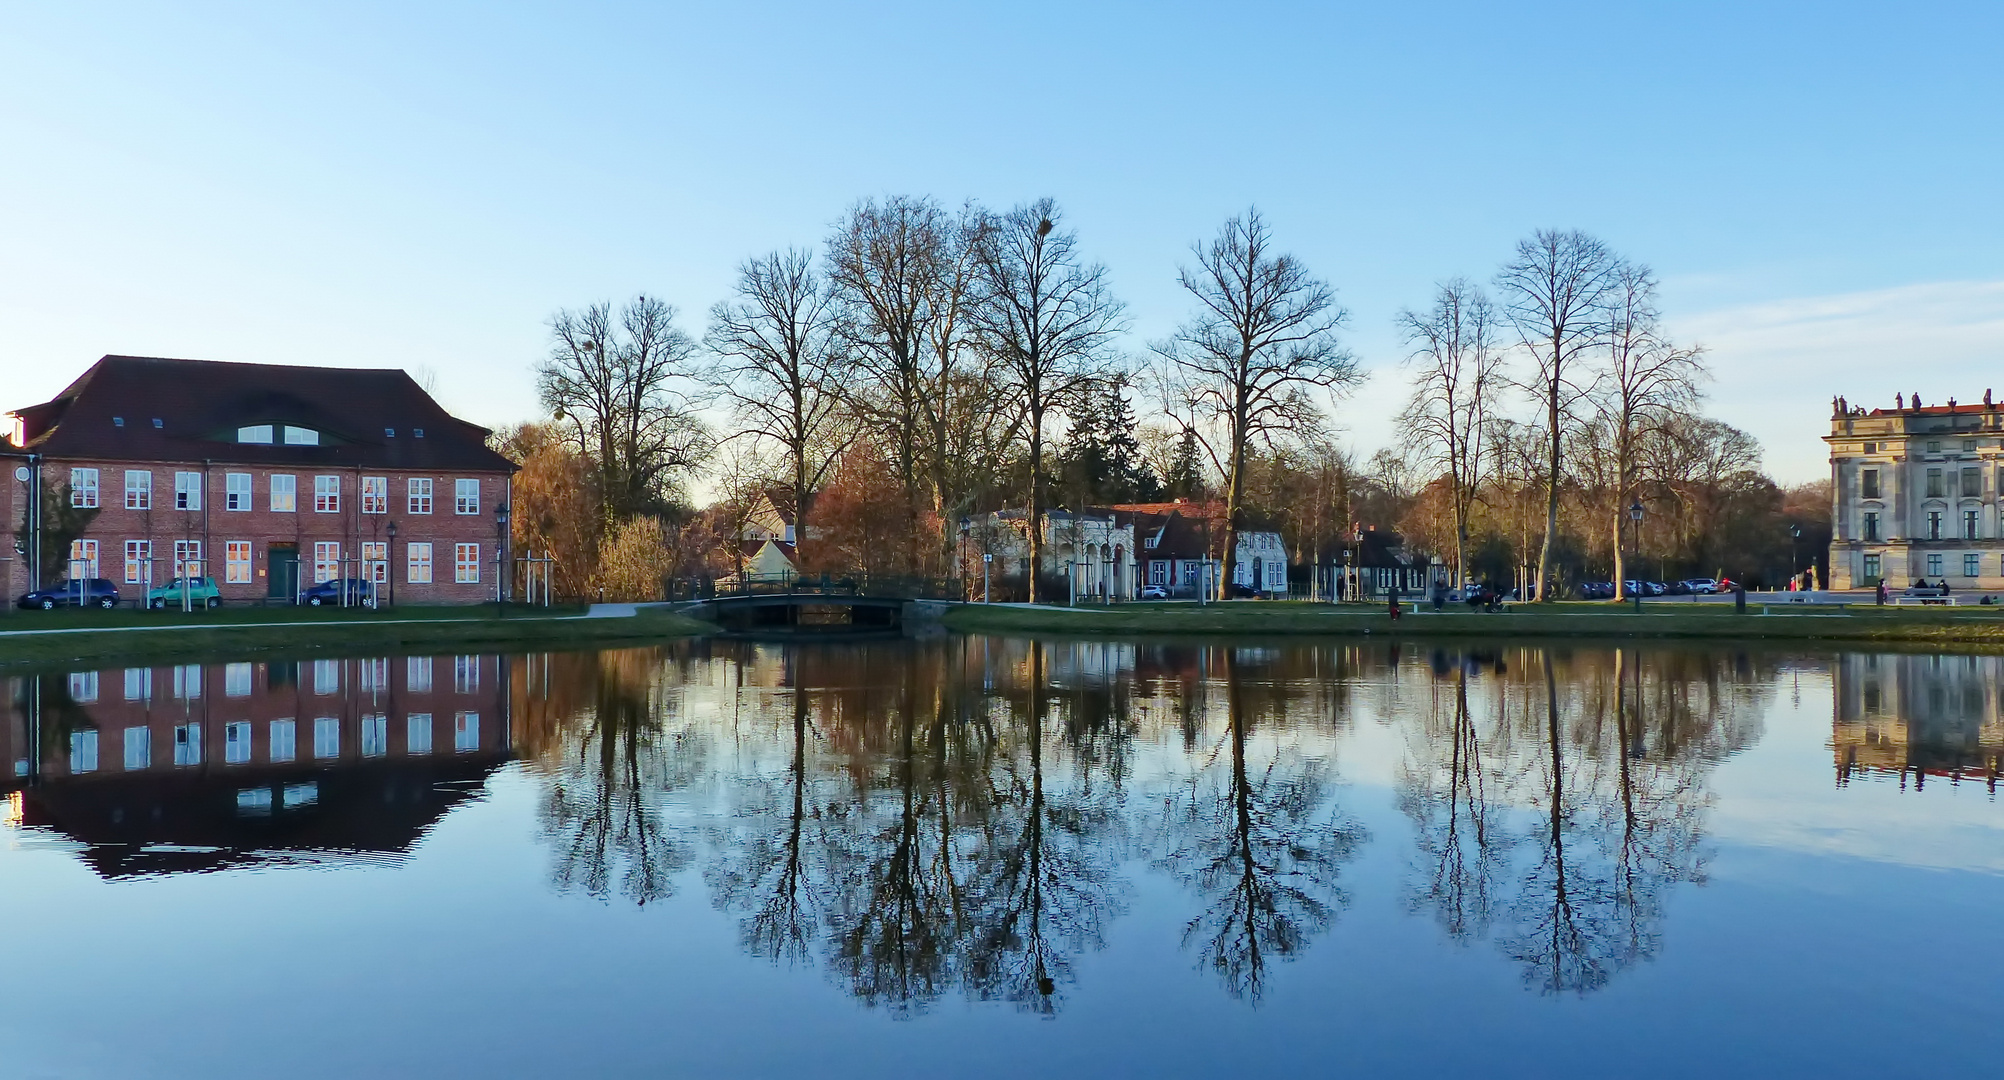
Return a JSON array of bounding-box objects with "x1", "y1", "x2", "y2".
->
[{"x1": 146, "y1": 577, "x2": 222, "y2": 610}]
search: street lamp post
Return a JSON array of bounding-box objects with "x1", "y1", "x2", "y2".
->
[
  {"x1": 386, "y1": 519, "x2": 398, "y2": 608},
  {"x1": 495, "y1": 503, "x2": 510, "y2": 615},
  {"x1": 1629, "y1": 499, "x2": 1645, "y2": 613},
  {"x1": 1790, "y1": 523, "x2": 1802, "y2": 590}
]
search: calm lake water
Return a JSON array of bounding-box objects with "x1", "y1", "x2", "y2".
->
[{"x1": 1, "y1": 636, "x2": 1999, "y2": 1079}]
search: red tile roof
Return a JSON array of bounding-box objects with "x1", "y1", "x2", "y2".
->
[{"x1": 8, "y1": 355, "x2": 514, "y2": 472}]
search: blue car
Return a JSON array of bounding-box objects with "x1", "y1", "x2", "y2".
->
[
  {"x1": 17, "y1": 578, "x2": 122, "y2": 609},
  {"x1": 300, "y1": 578, "x2": 379, "y2": 607}
]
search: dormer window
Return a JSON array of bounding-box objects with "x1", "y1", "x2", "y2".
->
[
  {"x1": 152, "y1": 418, "x2": 163, "y2": 429},
  {"x1": 385, "y1": 428, "x2": 396, "y2": 438},
  {"x1": 283, "y1": 426, "x2": 319, "y2": 446},
  {"x1": 412, "y1": 428, "x2": 424, "y2": 439},
  {"x1": 113, "y1": 417, "x2": 124, "y2": 427},
  {"x1": 238, "y1": 425, "x2": 274, "y2": 444}
]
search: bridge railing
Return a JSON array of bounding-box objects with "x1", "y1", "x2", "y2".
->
[{"x1": 707, "y1": 573, "x2": 961, "y2": 601}]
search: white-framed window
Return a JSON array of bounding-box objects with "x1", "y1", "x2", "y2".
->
[
  {"x1": 360, "y1": 657, "x2": 388, "y2": 693},
  {"x1": 454, "y1": 712, "x2": 479, "y2": 752},
  {"x1": 174, "y1": 540, "x2": 203, "y2": 578},
  {"x1": 408, "y1": 477, "x2": 433, "y2": 514},
  {"x1": 269, "y1": 719, "x2": 296, "y2": 763},
  {"x1": 454, "y1": 655, "x2": 479, "y2": 694},
  {"x1": 313, "y1": 541, "x2": 340, "y2": 584},
  {"x1": 238, "y1": 424, "x2": 274, "y2": 444},
  {"x1": 70, "y1": 730, "x2": 98, "y2": 773},
  {"x1": 124, "y1": 469, "x2": 152, "y2": 510},
  {"x1": 313, "y1": 717, "x2": 340, "y2": 759},
  {"x1": 455, "y1": 543, "x2": 480, "y2": 584},
  {"x1": 362, "y1": 542, "x2": 388, "y2": 584},
  {"x1": 455, "y1": 479, "x2": 480, "y2": 515},
  {"x1": 313, "y1": 659, "x2": 340, "y2": 695},
  {"x1": 1149, "y1": 561, "x2": 1166, "y2": 585},
  {"x1": 71, "y1": 467, "x2": 100, "y2": 508},
  {"x1": 124, "y1": 540, "x2": 152, "y2": 585},
  {"x1": 172, "y1": 664, "x2": 201, "y2": 700},
  {"x1": 226, "y1": 472, "x2": 252, "y2": 511},
  {"x1": 174, "y1": 471, "x2": 202, "y2": 511},
  {"x1": 407, "y1": 656, "x2": 432, "y2": 693},
  {"x1": 173, "y1": 723, "x2": 202, "y2": 767},
  {"x1": 1928, "y1": 553, "x2": 1945, "y2": 576},
  {"x1": 361, "y1": 476, "x2": 388, "y2": 514},
  {"x1": 270, "y1": 474, "x2": 297, "y2": 513},
  {"x1": 69, "y1": 539, "x2": 99, "y2": 578},
  {"x1": 226, "y1": 540, "x2": 252, "y2": 584},
  {"x1": 68, "y1": 671, "x2": 98, "y2": 703},
  {"x1": 407, "y1": 713, "x2": 433, "y2": 754},
  {"x1": 225, "y1": 721, "x2": 252, "y2": 765},
  {"x1": 123, "y1": 727, "x2": 150, "y2": 770},
  {"x1": 313, "y1": 475, "x2": 340, "y2": 513},
  {"x1": 283, "y1": 426, "x2": 319, "y2": 446},
  {"x1": 407, "y1": 543, "x2": 433, "y2": 584},
  {"x1": 225, "y1": 662, "x2": 252, "y2": 698},
  {"x1": 124, "y1": 667, "x2": 152, "y2": 701},
  {"x1": 361, "y1": 714, "x2": 387, "y2": 758}
]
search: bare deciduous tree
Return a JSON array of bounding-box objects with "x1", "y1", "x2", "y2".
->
[
  {"x1": 1160, "y1": 210, "x2": 1359, "y2": 599},
  {"x1": 1397, "y1": 278, "x2": 1505, "y2": 585},
  {"x1": 1596, "y1": 262, "x2": 1704, "y2": 599},
  {"x1": 974, "y1": 199, "x2": 1127, "y2": 602},
  {"x1": 540, "y1": 296, "x2": 711, "y2": 522},
  {"x1": 705, "y1": 249, "x2": 850, "y2": 559},
  {"x1": 827, "y1": 196, "x2": 949, "y2": 573},
  {"x1": 1496, "y1": 230, "x2": 1618, "y2": 601}
]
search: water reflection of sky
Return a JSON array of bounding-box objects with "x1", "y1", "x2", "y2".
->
[{"x1": 0, "y1": 639, "x2": 1998, "y2": 1079}]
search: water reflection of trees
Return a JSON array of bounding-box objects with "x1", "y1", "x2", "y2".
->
[
  {"x1": 1398, "y1": 645, "x2": 1765, "y2": 994},
  {"x1": 521, "y1": 648, "x2": 705, "y2": 907},
  {"x1": 510, "y1": 637, "x2": 1763, "y2": 1008},
  {"x1": 1154, "y1": 648, "x2": 1366, "y2": 1002}
]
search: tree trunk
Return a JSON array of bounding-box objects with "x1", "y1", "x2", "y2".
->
[
  {"x1": 1027, "y1": 402, "x2": 1044, "y2": 604},
  {"x1": 1537, "y1": 379, "x2": 1561, "y2": 601}
]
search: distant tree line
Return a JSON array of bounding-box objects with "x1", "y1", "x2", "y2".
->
[{"x1": 494, "y1": 203, "x2": 1823, "y2": 602}]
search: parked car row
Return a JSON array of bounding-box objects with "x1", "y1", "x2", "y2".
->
[
  {"x1": 1573, "y1": 577, "x2": 1727, "y2": 600},
  {"x1": 14, "y1": 577, "x2": 380, "y2": 610}
]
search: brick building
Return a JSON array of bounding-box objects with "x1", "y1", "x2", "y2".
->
[{"x1": 2, "y1": 355, "x2": 516, "y2": 605}]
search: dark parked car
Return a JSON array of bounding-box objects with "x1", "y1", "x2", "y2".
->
[
  {"x1": 17, "y1": 578, "x2": 122, "y2": 610},
  {"x1": 301, "y1": 578, "x2": 379, "y2": 607},
  {"x1": 1575, "y1": 581, "x2": 1615, "y2": 600}
]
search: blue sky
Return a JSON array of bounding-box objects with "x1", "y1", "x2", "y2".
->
[{"x1": 2, "y1": 1, "x2": 2000, "y2": 483}]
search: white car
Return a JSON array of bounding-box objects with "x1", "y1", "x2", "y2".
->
[
  {"x1": 1139, "y1": 585, "x2": 1170, "y2": 600},
  {"x1": 1681, "y1": 578, "x2": 1719, "y2": 594}
]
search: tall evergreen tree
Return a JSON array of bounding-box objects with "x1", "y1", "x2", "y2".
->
[{"x1": 1055, "y1": 375, "x2": 1160, "y2": 505}]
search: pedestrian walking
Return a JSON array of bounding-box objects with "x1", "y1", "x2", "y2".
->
[{"x1": 1875, "y1": 581, "x2": 1887, "y2": 606}]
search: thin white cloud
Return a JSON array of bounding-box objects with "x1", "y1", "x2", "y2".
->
[{"x1": 1674, "y1": 280, "x2": 2004, "y2": 482}]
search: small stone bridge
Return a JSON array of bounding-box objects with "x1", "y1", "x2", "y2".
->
[{"x1": 686, "y1": 576, "x2": 959, "y2": 632}]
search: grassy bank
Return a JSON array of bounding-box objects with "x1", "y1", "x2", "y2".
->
[
  {"x1": 0, "y1": 606, "x2": 714, "y2": 670},
  {"x1": 942, "y1": 600, "x2": 2004, "y2": 645}
]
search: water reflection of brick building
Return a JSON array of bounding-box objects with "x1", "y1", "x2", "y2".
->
[
  {"x1": 1833, "y1": 653, "x2": 2004, "y2": 790},
  {"x1": 0, "y1": 654, "x2": 512, "y2": 876}
]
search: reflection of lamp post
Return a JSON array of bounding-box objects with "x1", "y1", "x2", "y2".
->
[
  {"x1": 386, "y1": 519, "x2": 398, "y2": 608},
  {"x1": 1629, "y1": 500, "x2": 1645, "y2": 612}
]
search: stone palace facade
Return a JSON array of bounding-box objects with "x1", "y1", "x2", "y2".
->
[{"x1": 1826, "y1": 392, "x2": 2004, "y2": 590}]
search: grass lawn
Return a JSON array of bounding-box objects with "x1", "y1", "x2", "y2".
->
[
  {"x1": 0, "y1": 605, "x2": 711, "y2": 671},
  {"x1": 941, "y1": 598, "x2": 2004, "y2": 645}
]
